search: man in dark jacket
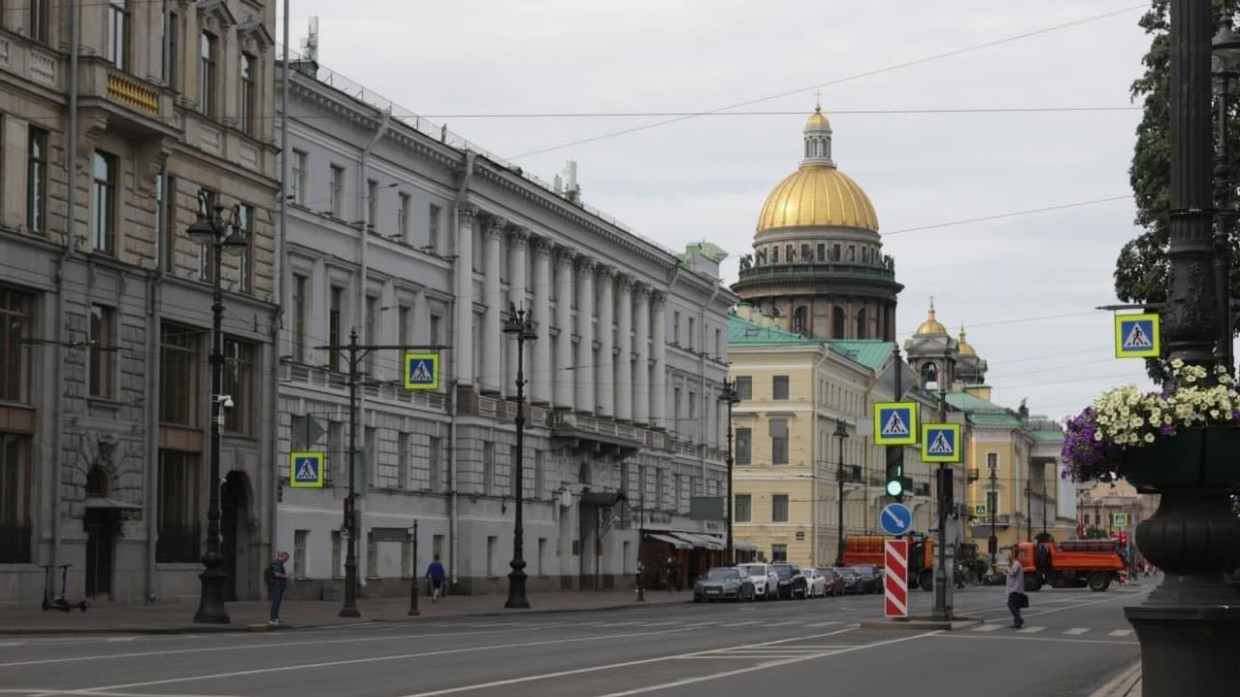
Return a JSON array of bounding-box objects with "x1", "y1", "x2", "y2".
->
[{"x1": 268, "y1": 551, "x2": 290, "y2": 626}]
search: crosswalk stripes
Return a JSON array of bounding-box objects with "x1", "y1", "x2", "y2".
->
[
  {"x1": 1016, "y1": 626, "x2": 1046, "y2": 634},
  {"x1": 973, "y1": 624, "x2": 1003, "y2": 632},
  {"x1": 1064, "y1": 628, "x2": 1091, "y2": 635},
  {"x1": 1109, "y1": 629, "x2": 1134, "y2": 637},
  {"x1": 966, "y1": 625, "x2": 1134, "y2": 637},
  {"x1": 804, "y1": 621, "x2": 842, "y2": 627}
]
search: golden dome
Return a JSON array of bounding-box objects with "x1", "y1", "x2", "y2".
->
[
  {"x1": 915, "y1": 305, "x2": 947, "y2": 336},
  {"x1": 805, "y1": 105, "x2": 831, "y2": 130},
  {"x1": 756, "y1": 165, "x2": 879, "y2": 233},
  {"x1": 958, "y1": 326, "x2": 977, "y2": 357}
]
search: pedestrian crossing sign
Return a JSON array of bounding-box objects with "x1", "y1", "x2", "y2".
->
[
  {"x1": 1113, "y1": 512, "x2": 1129, "y2": 528},
  {"x1": 289, "y1": 451, "x2": 325, "y2": 489},
  {"x1": 873, "y1": 401, "x2": 918, "y2": 446},
  {"x1": 921, "y1": 423, "x2": 961, "y2": 463},
  {"x1": 973, "y1": 503, "x2": 988, "y2": 518},
  {"x1": 1114, "y1": 313, "x2": 1160, "y2": 358},
  {"x1": 403, "y1": 352, "x2": 440, "y2": 391}
]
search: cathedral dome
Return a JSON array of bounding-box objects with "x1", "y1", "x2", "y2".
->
[
  {"x1": 915, "y1": 304, "x2": 947, "y2": 336},
  {"x1": 958, "y1": 326, "x2": 977, "y2": 357}
]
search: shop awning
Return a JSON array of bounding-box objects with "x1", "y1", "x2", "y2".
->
[
  {"x1": 645, "y1": 532, "x2": 691, "y2": 549},
  {"x1": 732, "y1": 540, "x2": 759, "y2": 552},
  {"x1": 670, "y1": 532, "x2": 726, "y2": 551}
]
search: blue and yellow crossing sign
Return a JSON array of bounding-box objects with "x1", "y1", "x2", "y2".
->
[
  {"x1": 289, "y1": 451, "x2": 325, "y2": 489},
  {"x1": 973, "y1": 503, "x2": 988, "y2": 518},
  {"x1": 874, "y1": 401, "x2": 918, "y2": 446},
  {"x1": 921, "y1": 423, "x2": 961, "y2": 463},
  {"x1": 1114, "y1": 313, "x2": 1160, "y2": 358},
  {"x1": 403, "y1": 352, "x2": 440, "y2": 390}
]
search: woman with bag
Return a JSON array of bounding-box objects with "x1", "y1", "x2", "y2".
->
[{"x1": 1005, "y1": 545, "x2": 1028, "y2": 629}]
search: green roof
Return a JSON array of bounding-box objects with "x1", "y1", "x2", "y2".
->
[
  {"x1": 727, "y1": 314, "x2": 818, "y2": 346},
  {"x1": 945, "y1": 391, "x2": 1008, "y2": 414},
  {"x1": 829, "y1": 340, "x2": 895, "y2": 371},
  {"x1": 1030, "y1": 429, "x2": 1065, "y2": 444}
]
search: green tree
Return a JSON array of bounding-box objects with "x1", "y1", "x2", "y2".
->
[{"x1": 1118, "y1": 0, "x2": 1240, "y2": 381}]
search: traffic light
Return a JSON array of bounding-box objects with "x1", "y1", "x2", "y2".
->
[
  {"x1": 937, "y1": 466, "x2": 954, "y2": 508},
  {"x1": 885, "y1": 447, "x2": 904, "y2": 500}
]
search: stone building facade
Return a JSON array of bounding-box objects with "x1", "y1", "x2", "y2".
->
[{"x1": 0, "y1": 0, "x2": 280, "y2": 607}]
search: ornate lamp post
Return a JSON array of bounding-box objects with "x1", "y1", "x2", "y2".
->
[
  {"x1": 833, "y1": 419, "x2": 849, "y2": 567},
  {"x1": 719, "y1": 380, "x2": 741, "y2": 565},
  {"x1": 503, "y1": 303, "x2": 536, "y2": 609},
  {"x1": 187, "y1": 191, "x2": 248, "y2": 624},
  {"x1": 1213, "y1": 13, "x2": 1240, "y2": 375},
  {"x1": 1024, "y1": 483, "x2": 1033, "y2": 543}
]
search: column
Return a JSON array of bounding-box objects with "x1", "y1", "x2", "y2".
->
[
  {"x1": 531, "y1": 237, "x2": 553, "y2": 406},
  {"x1": 575, "y1": 257, "x2": 596, "y2": 415},
  {"x1": 481, "y1": 216, "x2": 505, "y2": 394},
  {"x1": 554, "y1": 247, "x2": 575, "y2": 411},
  {"x1": 651, "y1": 292, "x2": 667, "y2": 430},
  {"x1": 616, "y1": 276, "x2": 633, "y2": 421},
  {"x1": 453, "y1": 204, "x2": 476, "y2": 386},
  {"x1": 309, "y1": 258, "x2": 328, "y2": 367},
  {"x1": 633, "y1": 284, "x2": 651, "y2": 426},
  {"x1": 505, "y1": 226, "x2": 529, "y2": 398},
  {"x1": 596, "y1": 266, "x2": 615, "y2": 419}
]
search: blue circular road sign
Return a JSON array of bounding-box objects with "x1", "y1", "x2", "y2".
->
[{"x1": 880, "y1": 503, "x2": 913, "y2": 536}]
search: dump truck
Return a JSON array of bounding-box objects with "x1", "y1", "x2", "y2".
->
[
  {"x1": 1014, "y1": 537, "x2": 1126, "y2": 592},
  {"x1": 842, "y1": 533, "x2": 937, "y2": 590}
]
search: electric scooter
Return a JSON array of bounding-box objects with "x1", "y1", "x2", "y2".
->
[{"x1": 40, "y1": 564, "x2": 89, "y2": 612}]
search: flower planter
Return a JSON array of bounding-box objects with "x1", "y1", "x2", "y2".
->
[{"x1": 1122, "y1": 427, "x2": 1240, "y2": 493}]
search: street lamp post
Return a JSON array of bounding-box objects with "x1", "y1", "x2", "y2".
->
[
  {"x1": 1041, "y1": 491, "x2": 1048, "y2": 537},
  {"x1": 833, "y1": 419, "x2": 849, "y2": 567},
  {"x1": 503, "y1": 303, "x2": 536, "y2": 609},
  {"x1": 719, "y1": 380, "x2": 741, "y2": 566},
  {"x1": 1214, "y1": 14, "x2": 1240, "y2": 376},
  {"x1": 988, "y1": 465, "x2": 998, "y2": 567},
  {"x1": 187, "y1": 191, "x2": 248, "y2": 625},
  {"x1": 1025, "y1": 483, "x2": 1033, "y2": 543}
]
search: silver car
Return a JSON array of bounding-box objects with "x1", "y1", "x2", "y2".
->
[{"x1": 737, "y1": 562, "x2": 779, "y2": 600}]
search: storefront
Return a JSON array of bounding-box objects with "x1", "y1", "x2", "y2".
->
[{"x1": 639, "y1": 531, "x2": 758, "y2": 588}]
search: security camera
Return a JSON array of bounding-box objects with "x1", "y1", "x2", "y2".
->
[{"x1": 220, "y1": 395, "x2": 235, "y2": 409}]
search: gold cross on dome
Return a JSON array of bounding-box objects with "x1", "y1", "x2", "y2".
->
[{"x1": 814, "y1": 89, "x2": 822, "y2": 111}]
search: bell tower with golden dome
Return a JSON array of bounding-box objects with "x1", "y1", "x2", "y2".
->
[
  {"x1": 902, "y1": 300, "x2": 990, "y2": 391},
  {"x1": 732, "y1": 100, "x2": 901, "y2": 340}
]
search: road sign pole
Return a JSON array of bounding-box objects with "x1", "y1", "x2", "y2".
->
[{"x1": 884, "y1": 539, "x2": 908, "y2": 619}]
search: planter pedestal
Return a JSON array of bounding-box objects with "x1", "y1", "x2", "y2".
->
[{"x1": 1123, "y1": 429, "x2": 1240, "y2": 696}]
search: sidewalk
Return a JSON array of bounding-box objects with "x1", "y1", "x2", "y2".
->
[
  {"x1": 1089, "y1": 661, "x2": 1141, "y2": 697},
  {"x1": 0, "y1": 588, "x2": 688, "y2": 635}
]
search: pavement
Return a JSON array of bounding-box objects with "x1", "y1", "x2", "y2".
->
[{"x1": 0, "y1": 583, "x2": 1150, "y2": 697}]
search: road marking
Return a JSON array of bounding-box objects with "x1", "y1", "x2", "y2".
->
[
  {"x1": 1065, "y1": 628, "x2": 1091, "y2": 635},
  {"x1": 719, "y1": 620, "x2": 761, "y2": 627},
  {"x1": 596, "y1": 622, "x2": 641, "y2": 627},
  {"x1": 766, "y1": 621, "x2": 801, "y2": 627},
  {"x1": 973, "y1": 624, "x2": 1002, "y2": 632},
  {"x1": 804, "y1": 621, "x2": 841, "y2": 627},
  {"x1": 0, "y1": 642, "x2": 23, "y2": 647},
  {"x1": 1017, "y1": 626, "x2": 1046, "y2": 634},
  {"x1": 105, "y1": 637, "x2": 139, "y2": 642},
  {"x1": 69, "y1": 626, "x2": 702, "y2": 693},
  {"x1": 935, "y1": 634, "x2": 1138, "y2": 646},
  {"x1": 1109, "y1": 629, "x2": 1133, "y2": 637}
]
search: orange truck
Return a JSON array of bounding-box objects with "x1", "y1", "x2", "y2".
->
[
  {"x1": 842, "y1": 534, "x2": 937, "y2": 590},
  {"x1": 1014, "y1": 538, "x2": 1126, "y2": 592}
]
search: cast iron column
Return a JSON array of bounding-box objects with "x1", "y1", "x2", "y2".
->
[
  {"x1": 1025, "y1": 484, "x2": 1033, "y2": 543},
  {"x1": 988, "y1": 466, "x2": 997, "y2": 566},
  {"x1": 340, "y1": 329, "x2": 360, "y2": 618},
  {"x1": 834, "y1": 419, "x2": 848, "y2": 567},
  {"x1": 720, "y1": 380, "x2": 740, "y2": 565},
  {"x1": 408, "y1": 519, "x2": 420, "y2": 616},
  {"x1": 504, "y1": 305, "x2": 536, "y2": 609},
  {"x1": 194, "y1": 232, "x2": 229, "y2": 624}
]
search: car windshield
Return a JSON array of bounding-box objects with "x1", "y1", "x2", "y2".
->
[
  {"x1": 817, "y1": 568, "x2": 837, "y2": 578},
  {"x1": 706, "y1": 568, "x2": 738, "y2": 581},
  {"x1": 840, "y1": 569, "x2": 857, "y2": 578},
  {"x1": 738, "y1": 565, "x2": 766, "y2": 577},
  {"x1": 773, "y1": 566, "x2": 793, "y2": 579}
]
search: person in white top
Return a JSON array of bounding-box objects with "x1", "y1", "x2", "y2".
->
[{"x1": 1006, "y1": 546, "x2": 1027, "y2": 629}]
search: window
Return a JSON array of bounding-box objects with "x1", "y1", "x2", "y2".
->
[
  {"x1": 328, "y1": 287, "x2": 343, "y2": 372},
  {"x1": 770, "y1": 418, "x2": 789, "y2": 465},
  {"x1": 0, "y1": 288, "x2": 34, "y2": 404},
  {"x1": 847, "y1": 245, "x2": 856, "y2": 262},
  {"x1": 785, "y1": 244, "x2": 794, "y2": 261},
  {"x1": 771, "y1": 246, "x2": 779, "y2": 263},
  {"x1": 239, "y1": 53, "x2": 255, "y2": 135},
  {"x1": 771, "y1": 544, "x2": 788, "y2": 562},
  {"x1": 987, "y1": 452, "x2": 999, "y2": 470},
  {"x1": 734, "y1": 494, "x2": 752, "y2": 522},
  {"x1": 366, "y1": 179, "x2": 378, "y2": 230},
  {"x1": 329, "y1": 165, "x2": 345, "y2": 217},
  {"x1": 156, "y1": 449, "x2": 200, "y2": 563},
  {"x1": 483, "y1": 442, "x2": 495, "y2": 495},
  {"x1": 159, "y1": 323, "x2": 201, "y2": 426},
  {"x1": 397, "y1": 193, "x2": 411, "y2": 240},
  {"x1": 817, "y1": 243, "x2": 825, "y2": 262},
  {"x1": 510, "y1": 445, "x2": 521, "y2": 497},
  {"x1": 0, "y1": 433, "x2": 33, "y2": 563},
  {"x1": 26, "y1": 128, "x2": 47, "y2": 233},
  {"x1": 91, "y1": 152, "x2": 117, "y2": 255},
  {"x1": 236, "y1": 203, "x2": 253, "y2": 293},
  {"x1": 792, "y1": 306, "x2": 807, "y2": 335},
  {"x1": 429, "y1": 437, "x2": 443, "y2": 492},
  {"x1": 735, "y1": 376, "x2": 752, "y2": 400},
  {"x1": 673, "y1": 387, "x2": 682, "y2": 431},
  {"x1": 88, "y1": 305, "x2": 116, "y2": 399},
  {"x1": 197, "y1": 189, "x2": 216, "y2": 280},
  {"x1": 772, "y1": 375, "x2": 789, "y2": 400},
  {"x1": 688, "y1": 390, "x2": 696, "y2": 420},
  {"x1": 364, "y1": 295, "x2": 378, "y2": 375},
  {"x1": 398, "y1": 304, "x2": 412, "y2": 345},
  {"x1": 430, "y1": 314, "x2": 443, "y2": 345},
  {"x1": 106, "y1": 0, "x2": 129, "y2": 71},
  {"x1": 534, "y1": 450, "x2": 544, "y2": 500},
  {"x1": 293, "y1": 530, "x2": 307, "y2": 578},
  {"x1": 832, "y1": 306, "x2": 845, "y2": 339},
  {"x1": 223, "y1": 338, "x2": 255, "y2": 434},
  {"x1": 428, "y1": 204, "x2": 441, "y2": 251},
  {"x1": 856, "y1": 308, "x2": 866, "y2": 339},
  {"x1": 29, "y1": 0, "x2": 48, "y2": 44},
  {"x1": 291, "y1": 274, "x2": 307, "y2": 362},
  {"x1": 160, "y1": 175, "x2": 177, "y2": 269},
  {"x1": 199, "y1": 32, "x2": 217, "y2": 115},
  {"x1": 166, "y1": 12, "x2": 180, "y2": 91},
  {"x1": 772, "y1": 494, "x2": 789, "y2": 522},
  {"x1": 714, "y1": 328, "x2": 721, "y2": 357},
  {"x1": 735, "y1": 427, "x2": 752, "y2": 465},
  {"x1": 291, "y1": 150, "x2": 307, "y2": 205},
  {"x1": 673, "y1": 311, "x2": 681, "y2": 345},
  {"x1": 688, "y1": 317, "x2": 695, "y2": 350},
  {"x1": 801, "y1": 243, "x2": 812, "y2": 261}
]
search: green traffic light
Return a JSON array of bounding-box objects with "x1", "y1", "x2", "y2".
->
[{"x1": 886, "y1": 480, "x2": 903, "y2": 497}]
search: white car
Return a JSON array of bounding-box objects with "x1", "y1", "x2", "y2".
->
[
  {"x1": 737, "y1": 563, "x2": 780, "y2": 600},
  {"x1": 802, "y1": 567, "x2": 828, "y2": 598}
]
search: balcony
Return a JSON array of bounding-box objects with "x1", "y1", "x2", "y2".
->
[
  {"x1": 106, "y1": 72, "x2": 160, "y2": 114},
  {"x1": 732, "y1": 261, "x2": 899, "y2": 294},
  {"x1": 77, "y1": 59, "x2": 178, "y2": 140}
]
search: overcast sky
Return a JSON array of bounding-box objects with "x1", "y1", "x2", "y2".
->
[{"x1": 281, "y1": 0, "x2": 1162, "y2": 420}]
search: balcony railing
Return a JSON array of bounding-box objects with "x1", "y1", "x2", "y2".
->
[
  {"x1": 106, "y1": 71, "x2": 159, "y2": 114},
  {"x1": 734, "y1": 262, "x2": 897, "y2": 285}
]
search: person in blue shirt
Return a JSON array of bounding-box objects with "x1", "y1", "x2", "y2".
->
[
  {"x1": 267, "y1": 551, "x2": 290, "y2": 625},
  {"x1": 426, "y1": 554, "x2": 446, "y2": 603}
]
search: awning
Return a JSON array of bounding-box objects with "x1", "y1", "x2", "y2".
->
[
  {"x1": 84, "y1": 497, "x2": 143, "y2": 511},
  {"x1": 732, "y1": 540, "x2": 759, "y2": 552},
  {"x1": 645, "y1": 533, "x2": 691, "y2": 549},
  {"x1": 670, "y1": 532, "x2": 726, "y2": 551}
]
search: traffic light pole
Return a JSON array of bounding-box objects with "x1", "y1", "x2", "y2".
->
[{"x1": 884, "y1": 347, "x2": 904, "y2": 503}]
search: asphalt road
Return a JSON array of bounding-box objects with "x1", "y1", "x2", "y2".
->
[{"x1": 0, "y1": 583, "x2": 1146, "y2": 697}]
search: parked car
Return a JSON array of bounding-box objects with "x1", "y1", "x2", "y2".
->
[
  {"x1": 802, "y1": 567, "x2": 828, "y2": 598},
  {"x1": 737, "y1": 563, "x2": 780, "y2": 600},
  {"x1": 851, "y1": 565, "x2": 881, "y2": 594},
  {"x1": 838, "y1": 566, "x2": 864, "y2": 595},
  {"x1": 815, "y1": 567, "x2": 846, "y2": 596},
  {"x1": 693, "y1": 567, "x2": 756, "y2": 603},
  {"x1": 771, "y1": 563, "x2": 809, "y2": 599}
]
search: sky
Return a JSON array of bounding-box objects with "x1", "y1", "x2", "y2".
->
[{"x1": 279, "y1": 0, "x2": 1164, "y2": 421}]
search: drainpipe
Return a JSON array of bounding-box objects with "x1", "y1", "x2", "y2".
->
[
  {"x1": 267, "y1": 0, "x2": 291, "y2": 581},
  {"x1": 50, "y1": 0, "x2": 81, "y2": 590},
  {"x1": 448, "y1": 151, "x2": 475, "y2": 587}
]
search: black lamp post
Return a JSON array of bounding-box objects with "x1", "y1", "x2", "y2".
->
[
  {"x1": 1025, "y1": 483, "x2": 1033, "y2": 543},
  {"x1": 1214, "y1": 13, "x2": 1240, "y2": 376},
  {"x1": 187, "y1": 191, "x2": 248, "y2": 625},
  {"x1": 719, "y1": 380, "x2": 741, "y2": 565},
  {"x1": 988, "y1": 465, "x2": 998, "y2": 566},
  {"x1": 1041, "y1": 490, "x2": 1048, "y2": 537},
  {"x1": 503, "y1": 303, "x2": 536, "y2": 609},
  {"x1": 833, "y1": 419, "x2": 848, "y2": 567}
]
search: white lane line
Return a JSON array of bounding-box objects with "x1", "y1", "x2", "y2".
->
[
  {"x1": 105, "y1": 637, "x2": 139, "y2": 642},
  {"x1": 0, "y1": 642, "x2": 24, "y2": 647},
  {"x1": 765, "y1": 621, "x2": 801, "y2": 627},
  {"x1": 719, "y1": 620, "x2": 760, "y2": 627},
  {"x1": 596, "y1": 622, "x2": 640, "y2": 627},
  {"x1": 1017, "y1": 626, "x2": 1046, "y2": 634},
  {"x1": 1109, "y1": 629, "x2": 1134, "y2": 637},
  {"x1": 804, "y1": 621, "x2": 841, "y2": 627},
  {"x1": 69, "y1": 626, "x2": 701, "y2": 693},
  {"x1": 934, "y1": 634, "x2": 1137, "y2": 646},
  {"x1": 972, "y1": 624, "x2": 1002, "y2": 632},
  {"x1": 1065, "y1": 628, "x2": 1091, "y2": 635}
]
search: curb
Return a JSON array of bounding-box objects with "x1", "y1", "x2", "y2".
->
[
  {"x1": 0, "y1": 599, "x2": 685, "y2": 635},
  {"x1": 858, "y1": 614, "x2": 984, "y2": 631},
  {"x1": 1086, "y1": 661, "x2": 1141, "y2": 697}
]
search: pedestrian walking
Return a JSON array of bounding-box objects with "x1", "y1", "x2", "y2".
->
[
  {"x1": 426, "y1": 554, "x2": 446, "y2": 603},
  {"x1": 1005, "y1": 546, "x2": 1027, "y2": 629},
  {"x1": 266, "y1": 551, "x2": 290, "y2": 626}
]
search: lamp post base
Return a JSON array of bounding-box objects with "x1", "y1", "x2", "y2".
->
[
  {"x1": 1127, "y1": 605, "x2": 1240, "y2": 696},
  {"x1": 505, "y1": 563, "x2": 530, "y2": 609},
  {"x1": 193, "y1": 562, "x2": 231, "y2": 625}
]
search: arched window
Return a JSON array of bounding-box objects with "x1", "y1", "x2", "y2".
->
[
  {"x1": 855, "y1": 308, "x2": 866, "y2": 338},
  {"x1": 86, "y1": 466, "x2": 107, "y2": 497},
  {"x1": 793, "y1": 306, "x2": 808, "y2": 335},
  {"x1": 921, "y1": 362, "x2": 939, "y2": 389},
  {"x1": 846, "y1": 246, "x2": 855, "y2": 262},
  {"x1": 832, "y1": 306, "x2": 845, "y2": 339}
]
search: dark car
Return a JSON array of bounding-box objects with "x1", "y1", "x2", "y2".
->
[
  {"x1": 693, "y1": 567, "x2": 756, "y2": 603},
  {"x1": 851, "y1": 565, "x2": 880, "y2": 594},
  {"x1": 771, "y1": 563, "x2": 808, "y2": 599},
  {"x1": 816, "y1": 567, "x2": 846, "y2": 596},
  {"x1": 837, "y1": 567, "x2": 863, "y2": 594}
]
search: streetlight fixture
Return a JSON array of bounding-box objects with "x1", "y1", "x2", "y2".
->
[
  {"x1": 719, "y1": 380, "x2": 741, "y2": 565},
  {"x1": 833, "y1": 419, "x2": 849, "y2": 567},
  {"x1": 187, "y1": 191, "x2": 248, "y2": 624},
  {"x1": 502, "y1": 303, "x2": 536, "y2": 609}
]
